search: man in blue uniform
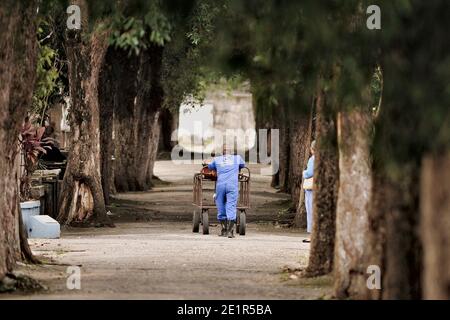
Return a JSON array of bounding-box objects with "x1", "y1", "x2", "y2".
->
[{"x1": 205, "y1": 145, "x2": 245, "y2": 238}]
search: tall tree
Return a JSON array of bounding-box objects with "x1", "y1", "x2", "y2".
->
[
  {"x1": 293, "y1": 98, "x2": 314, "y2": 228},
  {"x1": 334, "y1": 107, "x2": 373, "y2": 298},
  {"x1": 289, "y1": 112, "x2": 313, "y2": 210},
  {"x1": 0, "y1": 0, "x2": 39, "y2": 281},
  {"x1": 102, "y1": 0, "x2": 217, "y2": 193},
  {"x1": 325, "y1": 5, "x2": 380, "y2": 297},
  {"x1": 365, "y1": 1, "x2": 449, "y2": 299},
  {"x1": 305, "y1": 84, "x2": 339, "y2": 277},
  {"x1": 58, "y1": 1, "x2": 112, "y2": 226},
  {"x1": 103, "y1": 49, "x2": 139, "y2": 193},
  {"x1": 133, "y1": 45, "x2": 164, "y2": 190}
]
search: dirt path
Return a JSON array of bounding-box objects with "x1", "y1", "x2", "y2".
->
[{"x1": 4, "y1": 161, "x2": 332, "y2": 299}]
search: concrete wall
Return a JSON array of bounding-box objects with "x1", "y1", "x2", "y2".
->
[{"x1": 178, "y1": 88, "x2": 256, "y2": 154}]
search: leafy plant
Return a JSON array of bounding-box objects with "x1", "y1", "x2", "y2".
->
[
  {"x1": 19, "y1": 118, "x2": 55, "y2": 201},
  {"x1": 108, "y1": 4, "x2": 172, "y2": 55},
  {"x1": 33, "y1": 19, "x2": 66, "y2": 125}
]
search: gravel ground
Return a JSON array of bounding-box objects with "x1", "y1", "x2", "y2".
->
[{"x1": 3, "y1": 161, "x2": 332, "y2": 299}]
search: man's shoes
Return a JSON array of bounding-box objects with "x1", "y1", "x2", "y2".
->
[
  {"x1": 302, "y1": 239, "x2": 311, "y2": 243},
  {"x1": 219, "y1": 220, "x2": 227, "y2": 237},
  {"x1": 227, "y1": 220, "x2": 235, "y2": 238}
]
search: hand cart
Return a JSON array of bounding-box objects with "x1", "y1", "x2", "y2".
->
[{"x1": 192, "y1": 166, "x2": 250, "y2": 235}]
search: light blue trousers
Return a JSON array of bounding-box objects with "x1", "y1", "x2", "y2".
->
[
  {"x1": 215, "y1": 183, "x2": 238, "y2": 221},
  {"x1": 305, "y1": 190, "x2": 314, "y2": 233}
]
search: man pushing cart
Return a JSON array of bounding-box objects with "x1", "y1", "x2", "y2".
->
[{"x1": 193, "y1": 144, "x2": 250, "y2": 238}]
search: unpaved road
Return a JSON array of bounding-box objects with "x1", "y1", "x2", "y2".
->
[{"x1": 5, "y1": 161, "x2": 332, "y2": 299}]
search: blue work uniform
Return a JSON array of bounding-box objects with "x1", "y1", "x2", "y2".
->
[
  {"x1": 303, "y1": 155, "x2": 314, "y2": 233},
  {"x1": 208, "y1": 155, "x2": 245, "y2": 221}
]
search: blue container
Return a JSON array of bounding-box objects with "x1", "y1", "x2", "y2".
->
[{"x1": 20, "y1": 200, "x2": 41, "y2": 235}]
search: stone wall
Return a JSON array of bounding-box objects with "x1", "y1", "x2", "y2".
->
[{"x1": 178, "y1": 88, "x2": 255, "y2": 154}]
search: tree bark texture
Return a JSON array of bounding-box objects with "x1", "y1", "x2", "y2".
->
[
  {"x1": 277, "y1": 104, "x2": 290, "y2": 193},
  {"x1": 133, "y1": 46, "x2": 163, "y2": 190},
  {"x1": 293, "y1": 103, "x2": 314, "y2": 228},
  {"x1": 159, "y1": 107, "x2": 177, "y2": 152},
  {"x1": 58, "y1": 28, "x2": 112, "y2": 226},
  {"x1": 305, "y1": 88, "x2": 339, "y2": 277},
  {"x1": 420, "y1": 152, "x2": 450, "y2": 300},
  {"x1": 108, "y1": 50, "x2": 140, "y2": 193},
  {"x1": 365, "y1": 166, "x2": 422, "y2": 299},
  {"x1": 333, "y1": 109, "x2": 373, "y2": 299},
  {"x1": 98, "y1": 49, "x2": 119, "y2": 204},
  {"x1": 112, "y1": 46, "x2": 163, "y2": 192},
  {"x1": 0, "y1": 0, "x2": 38, "y2": 280},
  {"x1": 289, "y1": 113, "x2": 312, "y2": 211}
]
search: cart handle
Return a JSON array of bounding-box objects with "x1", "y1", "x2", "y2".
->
[{"x1": 239, "y1": 167, "x2": 250, "y2": 181}]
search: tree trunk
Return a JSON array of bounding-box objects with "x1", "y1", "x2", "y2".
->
[
  {"x1": 133, "y1": 46, "x2": 164, "y2": 190},
  {"x1": 58, "y1": 28, "x2": 112, "y2": 226},
  {"x1": 99, "y1": 49, "x2": 121, "y2": 204},
  {"x1": 109, "y1": 51, "x2": 140, "y2": 193},
  {"x1": 111, "y1": 46, "x2": 163, "y2": 192},
  {"x1": 252, "y1": 89, "x2": 278, "y2": 188},
  {"x1": 421, "y1": 152, "x2": 450, "y2": 300},
  {"x1": 293, "y1": 101, "x2": 314, "y2": 228},
  {"x1": 305, "y1": 88, "x2": 339, "y2": 277},
  {"x1": 159, "y1": 108, "x2": 177, "y2": 152},
  {"x1": 0, "y1": 0, "x2": 38, "y2": 280},
  {"x1": 361, "y1": 62, "x2": 422, "y2": 300},
  {"x1": 277, "y1": 105, "x2": 290, "y2": 192},
  {"x1": 364, "y1": 162, "x2": 422, "y2": 300},
  {"x1": 289, "y1": 113, "x2": 312, "y2": 211},
  {"x1": 270, "y1": 128, "x2": 279, "y2": 187},
  {"x1": 333, "y1": 109, "x2": 373, "y2": 298},
  {"x1": 364, "y1": 173, "x2": 387, "y2": 300}
]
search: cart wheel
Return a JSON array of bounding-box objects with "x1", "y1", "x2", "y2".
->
[
  {"x1": 236, "y1": 214, "x2": 240, "y2": 233},
  {"x1": 202, "y1": 210, "x2": 209, "y2": 235},
  {"x1": 239, "y1": 210, "x2": 246, "y2": 235},
  {"x1": 192, "y1": 210, "x2": 200, "y2": 233}
]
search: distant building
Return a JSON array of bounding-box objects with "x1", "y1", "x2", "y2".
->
[
  {"x1": 48, "y1": 98, "x2": 70, "y2": 149},
  {"x1": 178, "y1": 87, "x2": 256, "y2": 154}
]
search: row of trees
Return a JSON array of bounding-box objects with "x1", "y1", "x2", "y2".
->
[
  {"x1": 0, "y1": 0, "x2": 448, "y2": 300},
  {"x1": 58, "y1": 1, "x2": 218, "y2": 225},
  {"x1": 0, "y1": 0, "x2": 216, "y2": 283},
  {"x1": 202, "y1": 1, "x2": 449, "y2": 299}
]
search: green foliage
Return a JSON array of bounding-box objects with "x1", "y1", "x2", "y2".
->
[
  {"x1": 32, "y1": 19, "x2": 65, "y2": 124},
  {"x1": 198, "y1": 0, "x2": 384, "y2": 121},
  {"x1": 33, "y1": 0, "x2": 448, "y2": 184},
  {"x1": 372, "y1": 0, "x2": 450, "y2": 175},
  {"x1": 186, "y1": 1, "x2": 221, "y2": 46},
  {"x1": 40, "y1": 0, "x2": 225, "y2": 119},
  {"x1": 146, "y1": 9, "x2": 172, "y2": 45},
  {"x1": 160, "y1": 0, "x2": 223, "y2": 111},
  {"x1": 108, "y1": 3, "x2": 172, "y2": 55},
  {"x1": 35, "y1": 0, "x2": 448, "y2": 179},
  {"x1": 196, "y1": 0, "x2": 449, "y2": 180},
  {"x1": 108, "y1": 17, "x2": 147, "y2": 54},
  {"x1": 191, "y1": 69, "x2": 248, "y2": 101}
]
